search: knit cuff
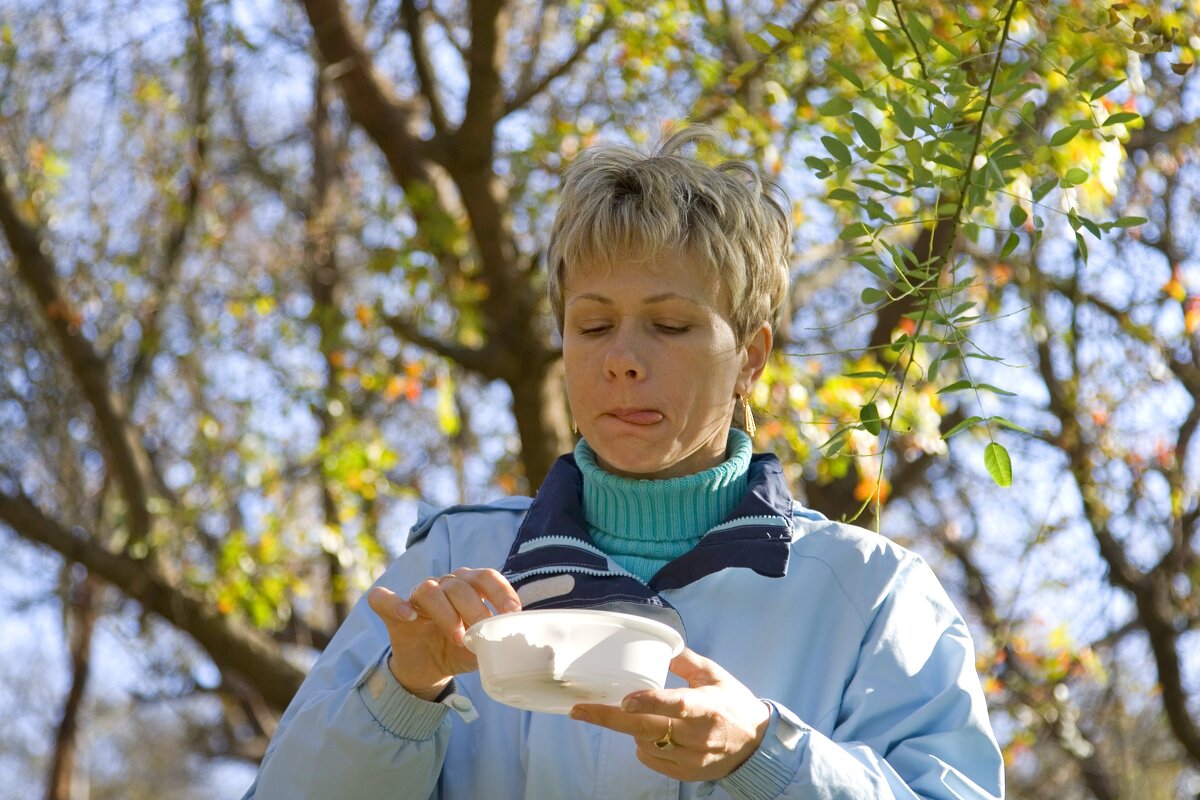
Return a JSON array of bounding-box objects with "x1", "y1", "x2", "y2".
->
[
  {"x1": 717, "y1": 701, "x2": 806, "y2": 800},
  {"x1": 356, "y1": 649, "x2": 450, "y2": 741}
]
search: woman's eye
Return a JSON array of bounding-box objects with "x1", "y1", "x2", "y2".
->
[
  {"x1": 655, "y1": 324, "x2": 690, "y2": 334},
  {"x1": 578, "y1": 325, "x2": 610, "y2": 336}
]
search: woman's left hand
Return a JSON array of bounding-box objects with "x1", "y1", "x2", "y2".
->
[{"x1": 569, "y1": 647, "x2": 771, "y2": 782}]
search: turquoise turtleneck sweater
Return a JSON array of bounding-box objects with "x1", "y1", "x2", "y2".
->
[{"x1": 574, "y1": 428, "x2": 753, "y2": 583}]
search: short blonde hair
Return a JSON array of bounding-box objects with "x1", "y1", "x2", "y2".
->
[{"x1": 546, "y1": 126, "x2": 791, "y2": 344}]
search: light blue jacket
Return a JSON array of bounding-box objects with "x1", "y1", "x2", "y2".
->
[{"x1": 244, "y1": 454, "x2": 1003, "y2": 799}]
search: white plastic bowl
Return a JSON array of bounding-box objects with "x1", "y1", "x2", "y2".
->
[{"x1": 463, "y1": 608, "x2": 685, "y2": 714}]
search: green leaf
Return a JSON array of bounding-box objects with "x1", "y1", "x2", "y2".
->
[
  {"x1": 746, "y1": 32, "x2": 773, "y2": 54},
  {"x1": 864, "y1": 28, "x2": 894, "y2": 70},
  {"x1": 1113, "y1": 215, "x2": 1148, "y2": 228},
  {"x1": 1067, "y1": 51, "x2": 1096, "y2": 76},
  {"x1": 984, "y1": 442, "x2": 1013, "y2": 487},
  {"x1": 1076, "y1": 231, "x2": 1089, "y2": 263},
  {"x1": 906, "y1": 13, "x2": 931, "y2": 51},
  {"x1": 976, "y1": 383, "x2": 1017, "y2": 396},
  {"x1": 851, "y1": 254, "x2": 889, "y2": 281},
  {"x1": 822, "y1": 427, "x2": 851, "y2": 456},
  {"x1": 990, "y1": 416, "x2": 1033, "y2": 435},
  {"x1": 937, "y1": 379, "x2": 973, "y2": 394},
  {"x1": 764, "y1": 23, "x2": 794, "y2": 43},
  {"x1": 804, "y1": 156, "x2": 830, "y2": 175},
  {"x1": 927, "y1": 353, "x2": 943, "y2": 383},
  {"x1": 731, "y1": 60, "x2": 758, "y2": 79},
  {"x1": 1078, "y1": 215, "x2": 1103, "y2": 238},
  {"x1": 821, "y1": 135, "x2": 853, "y2": 164},
  {"x1": 1008, "y1": 205, "x2": 1028, "y2": 227},
  {"x1": 1032, "y1": 177, "x2": 1058, "y2": 202},
  {"x1": 844, "y1": 370, "x2": 888, "y2": 379},
  {"x1": 930, "y1": 152, "x2": 963, "y2": 170},
  {"x1": 827, "y1": 188, "x2": 860, "y2": 203},
  {"x1": 841, "y1": 222, "x2": 873, "y2": 240},
  {"x1": 1000, "y1": 231, "x2": 1020, "y2": 258},
  {"x1": 860, "y1": 402, "x2": 882, "y2": 436},
  {"x1": 1102, "y1": 111, "x2": 1140, "y2": 126},
  {"x1": 1050, "y1": 123, "x2": 1081, "y2": 146},
  {"x1": 818, "y1": 96, "x2": 854, "y2": 116},
  {"x1": 1063, "y1": 167, "x2": 1089, "y2": 185},
  {"x1": 1090, "y1": 78, "x2": 1125, "y2": 101},
  {"x1": 829, "y1": 60, "x2": 864, "y2": 90},
  {"x1": 853, "y1": 178, "x2": 902, "y2": 196},
  {"x1": 892, "y1": 99, "x2": 915, "y2": 137},
  {"x1": 942, "y1": 416, "x2": 984, "y2": 440},
  {"x1": 851, "y1": 113, "x2": 882, "y2": 150},
  {"x1": 861, "y1": 286, "x2": 886, "y2": 304}
]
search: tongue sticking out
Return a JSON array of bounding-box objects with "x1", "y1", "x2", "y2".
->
[{"x1": 614, "y1": 410, "x2": 663, "y2": 425}]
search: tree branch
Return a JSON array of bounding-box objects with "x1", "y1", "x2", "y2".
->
[
  {"x1": 933, "y1": 519, "x2": 1118, "y2": 800},
  {"x1": 382, "y1": 311, "x2": 501, "y2": 376},
  {"x1": 0, "y1": 159, "x2": 156, "y2": 549},
  {"x1": 299, "y1": 0, "x2": 446, "y2": 183},
  {"x1": 0, "y1": 489, "x2": 306, "y2": 712},
  {"x1": 502, "y1": 10, "x2": 614, "y2": 118},
  {"x1": 44, "y1": 573, "x2": 97, "y2": 800},
  {"x1": 128, "y1": 0, "x2": 211, "y2": 398},
  {"x1": 1027, "y1": 279, "x2": 1200, "y2": 765},
  {"x1": 400, "y1": 0, "x2": 449, "y2": 135}
]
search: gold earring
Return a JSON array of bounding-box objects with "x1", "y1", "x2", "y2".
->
[
  {"x1": 571, "y1": 417, "x2": 578, "y2": 435},
  {"x1": 740, "y1": 394, "x2": 756, "y2": 437}
]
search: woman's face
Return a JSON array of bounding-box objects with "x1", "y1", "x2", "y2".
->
[{"x1": 562, "y1": 250, "x2": 770, "y2": 479}]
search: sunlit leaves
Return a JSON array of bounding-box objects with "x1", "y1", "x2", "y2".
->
[
  {"x1": 781, "y1": 0, "x2": 1186, "y2": 487},
  {"x1": 984, "y1": 441, "x2": 1012, "y2": 487}
]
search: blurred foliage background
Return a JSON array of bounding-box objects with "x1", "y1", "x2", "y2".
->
[{"x1": 2, "y1": 0, "x2": 1200, "y2": 797}]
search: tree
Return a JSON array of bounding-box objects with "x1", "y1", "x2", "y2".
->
[{"x1": 1, "y1": 0, "x2": 1199, "y2": 796}]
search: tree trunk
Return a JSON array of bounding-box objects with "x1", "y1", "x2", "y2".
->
[
  {"x1": 45, "y1": 574, "x2": 97, "y2": 800},
  {"x1": 507, "y1": 360, "x2": 573, "y2": 491}
]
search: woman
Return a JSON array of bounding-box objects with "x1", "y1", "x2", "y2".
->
[{"x1": 244, "y1": 127, "x2": 1004, "y2": 799}]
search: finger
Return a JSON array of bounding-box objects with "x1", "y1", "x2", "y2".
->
[
  {"x1": 454, "y1": 568, "x2": 522, "y2": 614},
  {"x1": 438, "y1": 573, "x2": 500, "y2": 631},
  {"x1": 569, "y1": 705, "x2": 672, "y2": 744},
  {"x1": 367, "y1": 585, "x2": 417, "y2": 623},
  {"x1": 620, "y1": 688, "x2": 693, "y2": 719},
  {"x1": 409, "y1": 578, "x2": 471, "y2": 645},
  {"x1": 634, "y1": 746, "x2": 689, "y2": 780},
  {"x1": 669, "y1": 647, "x2": 728, "y2": 687}
]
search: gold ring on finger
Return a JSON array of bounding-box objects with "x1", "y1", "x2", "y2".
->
[{"x1": 653, "y1": 719, "x2": 676, "y2": 752}]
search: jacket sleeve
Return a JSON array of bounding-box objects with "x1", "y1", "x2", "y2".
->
[
  {"x1": 241, "y1": 517, "x2": 458, "y2": 800},
  {"x1": 716, "y1": 555, "x2": 1004, "y2": 800}
]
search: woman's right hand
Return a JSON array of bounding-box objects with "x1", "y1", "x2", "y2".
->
[{"x1": 367, "y1": 568, "x2": 522, "y2": 701}]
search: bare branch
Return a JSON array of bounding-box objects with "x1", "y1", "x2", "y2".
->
[
  {"x1": 382, "y1": 311, "x2": 501, "y2": 376},
  {"x1": 299, "y1": 0, "x2": 446, "y2": 183},
  {"x1": 1026, "y1": 278, "x2": 1200, "y2": 764},
  {"x1": 128, "y1": 0, "x2": 212, "y2": 398},
  {"x1": 400, "y1": 0, "x2": 449, "y2": 135},
  {"x1": 934, "y1": 518, "x2": 1119, "y2": 800},
  {"x1": 0, "y1": 489, "x2": 306, "y2": 711},
  {"x1": 0, "y1": 159, "x2": 156, "y2": 549},
  {"x1": 502, "y1": 10, "x2": 614, "y2": 118},
  {"x1": 44, "y1": 573, "x2": 97, "y2": 800}
]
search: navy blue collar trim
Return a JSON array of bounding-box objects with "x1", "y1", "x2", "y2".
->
[{"x1": 499, "y1": 452, "x2": 792, "y2": 621}]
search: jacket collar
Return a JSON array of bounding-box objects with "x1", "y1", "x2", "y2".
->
[{"x1": 500, "y1": 452, "x2": 792, "y2": 602}]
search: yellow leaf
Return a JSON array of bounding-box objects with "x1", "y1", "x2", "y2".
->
[
  {"x1": 1048, "y1": 623, "x2": 1072, "y2": 651},
  {"x1": 437, "y1": 375, "x2": 461, "y2": 436}
]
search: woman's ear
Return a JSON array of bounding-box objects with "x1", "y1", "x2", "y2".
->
[{"x1": 737, "y1": 323, "x2": 773, "y2": 395}]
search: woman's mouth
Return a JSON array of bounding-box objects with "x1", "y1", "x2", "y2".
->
[{"x1": 608, "y1": 409, "x2": 664, "y2": 425}]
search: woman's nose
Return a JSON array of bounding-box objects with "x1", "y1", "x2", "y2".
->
[{"x1": 603, "y1": 329, "x2": 645, "y2": 380}]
